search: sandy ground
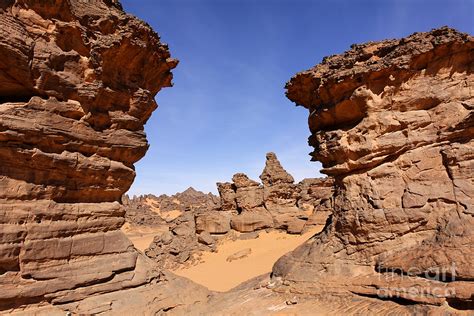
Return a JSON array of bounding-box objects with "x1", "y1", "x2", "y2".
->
[
  {"x1": 122, "y1": 223, "x2": 168, "y2": 251},
  {"x1": 123, "y1": 199, "x2": 182, "y2": 252},
  {"x1": 144, "y1": 198, "x2": 183, "y2": 222},
  {"x1": 173, "y1": 225, "x2": 324, "y2": 292}
]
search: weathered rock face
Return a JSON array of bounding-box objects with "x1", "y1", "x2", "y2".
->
[
  {"x1": 195, "y1": 211, "x2": 231, "y2": 234},
  {"x1": 298, "y1": 177, "x2": 334, "y2": 225},
  {"x1": 275, "y1": 27, "x2": 474, "y2": 310},
  {"x1": 260, "y1": 152, "x2": 295, "y2": 186},
  {"x1": 261, "y1": 153, "x2": 302, "y2": 231},
  {"x1": 0, "y1": 0, "x2": 177, "y2": 310},
  {"x1": 216, "y1": 182, "x2": 237, "y2": 212}
]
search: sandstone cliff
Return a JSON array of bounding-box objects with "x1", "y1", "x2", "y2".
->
[
  {"x1": 0, "y1": 0, "x2": 199, "y2": 312},
  {"x1": 275, "y1": 27, "x2": 474, "y2": 310}
]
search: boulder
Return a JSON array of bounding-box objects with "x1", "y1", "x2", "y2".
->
[
  {"x1": 226, "y1": 248, "x2": 252, "y2": 262},
  {"x1": 234, "y1": 185, "x2": 265, "y2": 211},
  {"x1": 232, "y1": 173, "x2": 260, "y2": 189},
  {"x1": 230, "y1": 211, "x2": 274, "y2": 232},
  {"x1": 217, "y1": 182, "x2": 238, "y2": 212},
  {"x1": 286, "y1": 219, "x2": 307, "y2": 235},
  {"x1": 198, "y1": 232, "x2": 215, "y2": 246},
  {"x1": 232, "y1": 173, "x2": 265, "y2": 212},
  {"x1": 195, "y1": 211, "x2": 231, "y2": 234},
  {"x1": 238, "y1": 231, "x2": 260, "y2": 240}
]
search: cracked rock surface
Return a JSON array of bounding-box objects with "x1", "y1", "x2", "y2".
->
[
  {"x1": 0, "y1": 0, "x2": 211, "y2": 313},
  {"x1": 274, "y1": 27, "x2": 474, "y2": 310}
]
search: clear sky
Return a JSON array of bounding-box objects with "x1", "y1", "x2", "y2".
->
[{"x1": 121, "y1": 0, "x2": 473, "y2": 196}]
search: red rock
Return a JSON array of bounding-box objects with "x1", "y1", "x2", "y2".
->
[
  {"x1": 217, "y1": 182, "x2": 238, "y2": 213},
  {"x1": 0, "y1": 0, "x2": 214, "y2": 312},
  {"x1": 230, "y1": 211, "x2": 274, "y2": 232},
  {"x1": 198, "y1": 232, "x2": 215, "y2": 246},
  {"x1": 221, "y1": 153, "x2": 334, "y2": 233},
  {"x1": 226, "y1": 248, "x2": 252, "y2": 262},
  {"x1": 195, "y1": 211, "x2": 231, "y2": 234},
  {"x1": 260, "y1": 152, "x2": 294, "y2": 185},
  {"x1": 274, "y1": 27, "x2": 474, "y2": 309}
]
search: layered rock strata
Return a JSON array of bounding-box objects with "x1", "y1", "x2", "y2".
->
[
  {"x1": 0, "y1": 0, "x2": 179, "y2": 310},
  {"x1": 275, "y1": 27, "x2": 474, "y2": 310}
]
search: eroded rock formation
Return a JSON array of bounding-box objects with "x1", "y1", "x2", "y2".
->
[
  {"x1": 124, "y1": 187, "x2": 220, "y2": 226},
  {"x1": 221, "y1": 152, "x2": 334, "y2": 234},
  {"x1": 0, "y1": 0, "x2": 196, "y2": 311},
  {"x1": 131, "y1": 153, "x2": 334, "y2": 269},
  {"x1": 123, "y1": 188, "x2": 222, "y2": 269},
  {"x1": 274, "y1": 27, "x2": 474, "y2": 310}
]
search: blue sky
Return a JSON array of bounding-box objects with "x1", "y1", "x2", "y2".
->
[{"x1": 121, "y1": 0, "x2": 474, "y2": 196}]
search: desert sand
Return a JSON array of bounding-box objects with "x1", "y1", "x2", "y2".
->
[
  {"x1": 122, "y1": 198, "x2": 183, "y2": 252},
  {"x1": 173, "y1": 225, "x2": 325, "y2": 292},
  {"x1": 122, "y1": 223, "x2": 168, "y2": 252},
  {"x1": 144, "y1": 198, "x2": 183, "y2": 221}
]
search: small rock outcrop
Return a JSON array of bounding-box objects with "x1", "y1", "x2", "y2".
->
[
  {"x1": 220, "y1": 152, "x2": 334, "y2": 234},
  {"x1": 261, "y1": 153, "x2": 303, "y2": 232},
  {"x1": 0, "y1": 0, "x2": 213, "y2": 313},
  {"x1": 124, "y1": 187, "x2": 220, "y2": 226},
  {"x1": 123, "y1": 188, "x2": 221, "y2": 269},
  {"x1": 274, "y1": 27, "x2": 474, "y2": 310}
]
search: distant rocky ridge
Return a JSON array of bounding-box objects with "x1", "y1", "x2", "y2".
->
[
  {"x1": 123, "y1": 187, "x2": 220, "y2": 226},
  {"x1": 124, "y1": 152, "x2": 334, "y2": 269}
]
